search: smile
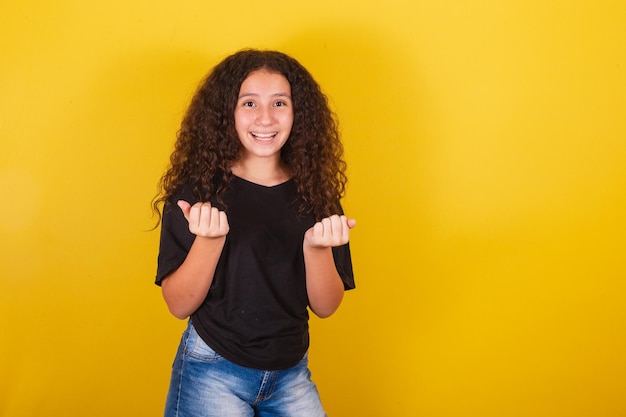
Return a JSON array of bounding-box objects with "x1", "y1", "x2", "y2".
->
[{"x1": 251, "y1": 132, "x2": 277, "y2": 141}]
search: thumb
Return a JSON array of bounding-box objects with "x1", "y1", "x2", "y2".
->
[
  {"x1": 347, "y1": 218, "x2": 357, "y2": 229},
  {"x1": 177, "y1": 200, "x2": 192, "y2": 220}
]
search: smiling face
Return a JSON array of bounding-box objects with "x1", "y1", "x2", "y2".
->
[{"x1": 234, "y1": 69, "x2": 294, "y2": 165}]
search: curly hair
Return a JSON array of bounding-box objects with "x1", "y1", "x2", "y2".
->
[{"x1": 153, "y1": 49, "x2": 347, "y2": 223}]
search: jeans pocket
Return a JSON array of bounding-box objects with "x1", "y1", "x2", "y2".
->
[{"x1": 184, "y1": 322, "x2": 222, "y2": 363}]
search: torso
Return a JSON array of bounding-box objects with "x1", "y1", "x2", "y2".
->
[{"x1": 192, "y1": 176, "x2": 315, "y2": 370}]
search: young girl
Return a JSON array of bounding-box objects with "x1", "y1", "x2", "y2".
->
[{"x1": 153, "y1": 49, "x2": 355, "y2": 417}]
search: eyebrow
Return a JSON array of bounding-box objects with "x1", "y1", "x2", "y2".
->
[{"x1": 238, "y1": 92, "x2": 292, "y2": 99}]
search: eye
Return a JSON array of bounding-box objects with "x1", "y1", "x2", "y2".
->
[
  {"x1": 243, "y1": 101, "x2": 255, "y2": 107},
  {"x1": 274, "y1": 101, "x2": 288, "y2": 107}
]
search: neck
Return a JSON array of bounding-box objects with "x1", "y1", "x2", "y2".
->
[{"x1": 231, "y1": 157, "x2": 291, "y2": 187}]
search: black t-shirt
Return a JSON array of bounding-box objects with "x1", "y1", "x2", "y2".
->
[{"x1": 156, "y1": 176, "x2": 355, "y2": 370}]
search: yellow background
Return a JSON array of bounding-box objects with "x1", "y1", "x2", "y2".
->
[{"x1": 1, "y1": 1, "x2": 625, "y2": 416}]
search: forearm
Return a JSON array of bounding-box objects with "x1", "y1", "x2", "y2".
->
[
  {"x1": 304, "y1": 246, "x2": 345, "y2": 318},
  {"x1": 161, "y1": 236, "x2": 225, "y2": 319}
]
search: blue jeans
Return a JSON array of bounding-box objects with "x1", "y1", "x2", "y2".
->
[{"x1": 164, "y1": 321, "x2": 327, "y2": 417}]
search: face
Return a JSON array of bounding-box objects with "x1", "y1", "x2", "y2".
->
[{"x1": 234, "y1": 70, "x2": 294, "y2": 163}]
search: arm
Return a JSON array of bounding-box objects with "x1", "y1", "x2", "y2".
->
[
  {"x1": 161, "y1": 201, "x2": 229, "y2": 319},
  {"x1": 303, "y1": 215, "x2": 356, "y2": 318}
]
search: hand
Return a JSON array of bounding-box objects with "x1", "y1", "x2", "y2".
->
[
  {"x1": 304, "y1": 215, "x2": 356, "y2": 249},
  {"x1": 177, "y1": 200, "x2": 229, "y2": 238}
]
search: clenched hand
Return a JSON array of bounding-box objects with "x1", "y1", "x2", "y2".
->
[
  {"x1": 177, "y1": 200, "x2": 230, "y2": 238},
  {"x1": 304, "y1": 215, "x2": 356, "y2": 249}
]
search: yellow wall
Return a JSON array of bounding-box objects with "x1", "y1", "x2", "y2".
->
[{"x1": 1, "y1": 1, "x2": 625, "y2": 416}]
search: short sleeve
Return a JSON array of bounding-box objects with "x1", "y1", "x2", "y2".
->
[
  {"x1": 332, "y1": 243, "x2": 355, "y2": 290},
  {"x1": 332, "y1": 201, "x2": 355, "y2": 290},
  {"x1": 155, "y1": 192, "x2": 197, "y2": 286}
]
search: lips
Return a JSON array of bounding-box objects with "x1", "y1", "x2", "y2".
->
[{"x1": 251, "y1": 132, "x2": 277, "y2": 141}]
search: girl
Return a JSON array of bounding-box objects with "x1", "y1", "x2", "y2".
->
[{"x1": 153, "y1": 49, "x2": 355, "y2": 417}]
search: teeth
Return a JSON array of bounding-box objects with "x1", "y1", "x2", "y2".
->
[{"x1": 252, "y1": 132, "x2": 276, "y2": 139}]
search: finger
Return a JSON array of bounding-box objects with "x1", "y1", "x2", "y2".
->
[
  {"x1": 321, "y1": 217, "x2": 332, "y2": 239},
  {"x1": 200, "y1": 202, "x2": 212, "y2": 221},
  {"x1": 218, "y1": 210, "x2": 229, "y2": 234},
  {"x1": 202, "y1": 204, "x2": 219, "y2": 233},
  {"x1": 329, "y1": 215, "x2": 343, "y2": 240},
  {"x1": 339, "y1": 215, "x2": 350, "y2": 243},
  {"x1": 313, "y1": 221, "x2": 324, "y2": 240},
  {"x1": 177, "y1": 200, "x2": 192, "y2": 221},
  {"x1": 209, "y1": 206, "x2": 221, "y2": 231},
  {"x1": 189, "y1": 202, "x2": 204, "y2": 229}
]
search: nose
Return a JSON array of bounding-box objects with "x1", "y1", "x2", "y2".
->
[{"x1": 256, "y1": 104, "x2": 275, "y2": 125}]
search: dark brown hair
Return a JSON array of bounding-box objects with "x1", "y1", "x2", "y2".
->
[{"x1": 153, "y1": 49, "x2": 347, "y2": 222}]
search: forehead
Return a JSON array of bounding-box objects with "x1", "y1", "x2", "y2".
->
[{"x1": 239, "y1": 70, "x2": 291, "y2": 94}]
